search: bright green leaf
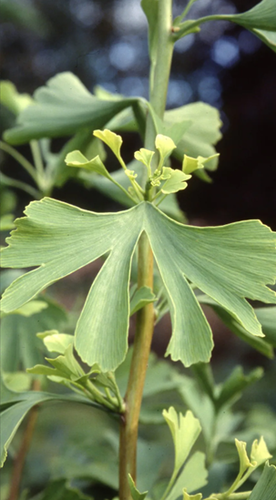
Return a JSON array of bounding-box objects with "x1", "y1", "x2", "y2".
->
[
  {"x1": 93, "y1": 129, "x2": 123, "y2": 163},
  {"x1": 3, "y1": 72, "x2": 139, "y2": 145},
  {"x1": 155, "y1": 134, "x2": 176, "y2": 166},
  {"x1": 166, "y1": 452, "x2": 207, "y2": 500},
  {"x1": 0, "y1": 81, "x2": 33, "y2": 115},
  {"x1": 42, "y1": 332, "x2": 74, "y2": 355},
  {"x1": 130, "y1": 286, "x2": 157, "y2": 315},
  {"x1": 65, "y1": 150, "x2": 112, "y2": 179},
  {"x1": 161, "y1": 168, "x2": 191, "y2": 194},
  {"x1": 163, "y1": 407, "x2": 201, "y2": 476},
  {"x1": 165, "y1": 103, "x2": 222, "y2": 172},
  {"x1": 235, "y1": 439, "x2": 253, "y2": 475},
  {"x1": 250, "y1": 436, "x2": 272, "y2": 467},
  {"x1": 1, "y1": 199, "x2": 276, "y2": 371},
  {"x1": 134, "y1": 148, "x2": 155, "y2": 171},
  {"x1": 182, "y1": 154, "x2": 219, "y2": 175},
  {"x1": 248, "y1": 462, "x2": 276, "y2": 500},
  {"x1": 183, "y1": 490, "x2": 202, "y2": 500},
  {"x1": 128, "y1": 474, "x2": 148, "y2": 500}
]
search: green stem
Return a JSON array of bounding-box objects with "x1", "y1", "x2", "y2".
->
[
  {"x1": 0, "y1": 172, "x2": 40, "y2": 199},
  {"x1": 143, "y1": 0, "x2": 174, "y2": 177},
  {"x1": 119, "y1": 233, "x2": 155, "y2": 499},
  {"x1": 179, "y1": 0, "x2": 199, "y2": 21},
  {"x1": 30, "y1": 140, "x2": 46, "y2": 192},
  {"x1": 118, "y1": 2, "x2": 174, "y2": 497},
  {"x1": 0, "y1": 140, "x2": 38, "y2": 183}
]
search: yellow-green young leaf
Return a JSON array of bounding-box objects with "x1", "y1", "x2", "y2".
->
[
  {"x1": 0, "y1": 81, "x2": 33, "y2": 115},
  {"x1": 163, "y1": 407, "x2": 201, "y2": 475},
  {"x1": 248, "y1": 462, "x2": 276, "y2": 500},
  {"x1": 3, "y1": 73, "x2": 139, "y2": 145},
  {"x1": 250, "y1": 437, "x2": 272, "y2": 467},
  {"x1": 235, "y1": 439, "x2": 253, "y2": 475},
  {"x1": 128, "y1": 474, "x2": 148, "y2": 500},
  {"x1": 165, "y1": 103, "x2": 222, "y2": 172},
  {"x1": 42, "y1": 332, "x2": 74, "y2": 355},
  {"x1": 155, "y1": 134, "x2": 176, "y2": 165},
  {"x1": 161, "y1": 168, "x2": 191, "y2": 194},
  {"x1": 134, "y1": 148, "x2": 155, "y2": 171},
  {"x1": 1, "y1": 199, "x2": 276, "y2": 370},
  {"x1": 182, "y1": 154, "x2": 220, "y2": 174},
  {"x1": 166, "y1": 452, "x2": 208, "y2": 500},
  {"x1": 65, "y1": 151, "x2": 111, "y2": 179},
  {"x1": 0, "y1": 300, "x2": 48, "y2": 318},
  {"x1": 183, "y1": 490, "x2": 202, "y2": 500},
  {"x1": 93, "y1": 129, "x2": 123, "y2": 163}
]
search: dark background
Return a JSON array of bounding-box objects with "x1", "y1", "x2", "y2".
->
[{"x1": 1, "y1": 0, "x2": 276, "y2": 228}]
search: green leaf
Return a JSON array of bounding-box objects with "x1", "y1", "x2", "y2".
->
[
  {"x1": 65, "y1": 150, "x2": 112, "y2": 179},
  {"x1": 165, "y1": 103, "x2": 222, "y2": 172},
  {"x1": 0, "y1": 214, "x2": 15, "y2": 231},
  {"x1": 0, "y1": 299, "x2": 48, "y2": 318},
  {"x1": 0, "y1": 81, "x2": 33, "y2": 115},
  {"x1": 182, "y1": 491, "x2": 202, "y2": 500},
  {"x1": 161, "y1": 168, "x2": 191, "y2": 194},
  {"x1": 250, "y1": 436, "x2": 272, "y2": 467},
  {"x1": 30, "y1": 479, "x2": 92, "y2": 500},
  {"x1": 134, "y1": 148, "x2": 155, "y2": 172},
  {"x1": 248, "y1": 462, "x2": 276, "y2": 500},
  {"x1": 155, "y1": 134, "x2": 176, "y2": 166},
  {"x1": 166, "y1": 452, "x2": 207, "y2": 500},
  {"x1": 182, "y1": 154, "x2": 219, "y2": 175},
  {"x1": 130, "y1": 286, "x2": 157, "y2": 315},
  {"x1": 163, "y1": 407, "x2": 201, "y2": 477},
  {"x1": 128, "y1": 474, "x2": 148, "y2": 500},
  {"x1": 198, "y1": 295, "x2": 274, "y2": 358},
  {"x1": 235, "y1": 439, "x2": 253, "y2": 475},
  {"x1": 178, "y1": 0, "x2": 276, "y2": 53},
  {"x1": 3, "y1": 72, "x2": 140, "y2": 145},
  {"x1": 93, "y1": 129, "x2": 123, "y2": 163},
  {"x1": 227, "y1": 0, "x2": 276, "y2": 53},
  {"x1": 0, "y1": 298, "x2": 67, "y2": 372},
  {"x1": 255, "y1": 307, "x2": 276, "y2": 347},
  {"x1": 0, "y1": 376, "x2": 96, "y2": 467},
  {"x1": 41, "y1": 331, "x2": 74, "y2": 355},
  {"x1": 1, "y1": 200, "x2": 276, "y2": 371},
  {"x1": 215, "y1": 366, "x2": 264, "y2": 410}
]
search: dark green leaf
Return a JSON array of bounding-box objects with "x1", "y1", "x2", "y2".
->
[{"x1": 3, "y1": 73, "x2": 140, "y2": 145}]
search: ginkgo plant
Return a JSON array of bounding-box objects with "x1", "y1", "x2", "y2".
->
[{"x1": 1, "y1": 1, "x2": 276, "y2": 500}]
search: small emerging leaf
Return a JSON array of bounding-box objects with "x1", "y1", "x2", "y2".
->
[
  {"x1": 250, "y1": 436, "x2": 272, "y2": 467},
  {"x1": 93, "y1": 129, "x2": 123, "y2": 163},
  {"x1": 235, "y1": 439, "x2": 253, "y2": 475},
  {"x1": 134, "y1": 148, "x2": 155, "y2": 171},
  {"x1": 42, "y1": 332, "x2": 74, "y2": 355},
  {"x1": 130, "y1": 286, "x2": 156, "y2": 315},
  {"x1": 128, "y1": 474, "x2": 148, "y2": 500},
  {"x1": 183, "y1": 490, "x2": 202, "y2": 500},
  {"x1": 163, "y1": 407, "x2": 201, "y2": 476},
  {"x1": 182, "y1": 154, "x2": 219, "y2": 175},
  {"x1": 161, "y1": 168, "x2": 191, "y2": 194},
  {"x1": 155, "y1": 134, "x2": 176, "y2": 165},
  {"x1": 65, "y1": 151, "x2": 111, "y2": 180}
]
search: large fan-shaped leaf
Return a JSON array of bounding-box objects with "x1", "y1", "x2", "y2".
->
[
  {"x1": 1, "y1": 199, "x2": 276, "y2": 371},
  {"x1": 3, "y1": 72, "x2": 140, "y2": 145}
]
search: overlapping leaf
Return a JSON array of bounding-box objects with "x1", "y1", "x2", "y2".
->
[
  {"x1": 3, "y1": 72, "x2": 140, "y2": 145},
  {"x1": 1, "y1": 198, "x2": 276, "y2": 371},
  {"x1": 0, "y1": 376, "x2": 97, "y2": 467}
]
